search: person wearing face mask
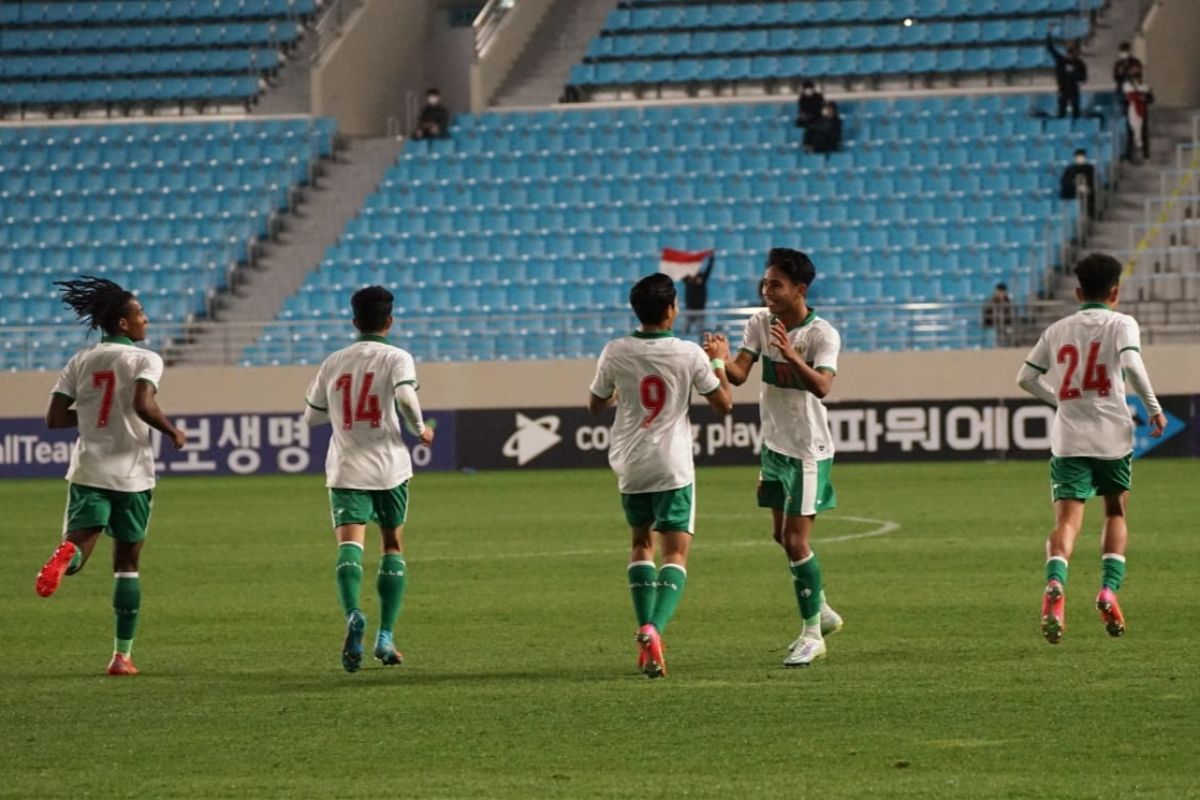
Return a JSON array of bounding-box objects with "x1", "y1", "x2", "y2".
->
[
  {"x1": 1060, "y1": 148, "x2": 1096, "y2": 219},
  {"x1": 1046, "y1": 28, "x2": 1087, "y2": 119},
  {"x1": 1112, "y1": 42, "x2": 1142, "y2": 105},
  {"x1": 1122, "y1": 64, "x2": 1154, "y2": 162},
  {"x1": 795, "y1": 80, "x2": 824, "y2": 128},
  {"x1": 411, "y1": 88, "x2": 451, "y2": 140},
  {"x1": 803, "y1": 101, "x2": 841, "y2": 154}
]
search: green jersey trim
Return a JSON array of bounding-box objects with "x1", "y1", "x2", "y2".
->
[
  {"x1": 631, "y1": 330, "x2": 674, "y2": 339},
  {"x1": 1079, "y1": 302, "x2": 1113, "y2": 311},
  {"x1": 738, "y1": 347, "x2": 760, "y2": 362},
  {"x1": 305, "y1": 398, "x2": 328, "y2": 412},
  {"x1": 134, "y1": 377, "x2": 159, "y2": 389},
  {"x1": 394, "y1": 379, "x2": 419, "y2": 390},
  {"x1": 357, "y1": 334, "x2": 389, "y2": 344},
  {"x1": 52, "y1": 391, "x2": 75, "y2": 402},
  {"x1": 1118, "y1": 346, "x2": 1140, "y2": 354},
  {"x1": 815, "y1": 366, "x2": 837, "y2": 375},
  {"x1": 101, "y1": 335, "x2": 134, "y2": 345},
  {"x1": 1024, "y1": 361, "x2": 1048, "y2": 374}
]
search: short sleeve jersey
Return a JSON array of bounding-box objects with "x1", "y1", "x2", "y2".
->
[
  {"x1": 739, "y1": 309, "x2": 840, "y2": 461},
  {"x1": 1023, "y1": 304, "x2": 1142, "y2": 459},
  {"x1": 589, "y1": 332, "x2": 721, "y2": 494},
  {"x1": 305, "y1": 336, "x2": 420, "y2": 490},
  {"x1": 51, "y1": 337, "x2": 164, "y2": 493}
]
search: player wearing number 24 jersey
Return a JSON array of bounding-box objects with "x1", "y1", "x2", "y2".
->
[
  {"x1": 304, "y1": 286, "x2": 434, "y2": 673},
  {"x1": 35, "y1": 277, "x2": 188, "y2": 676},
  {"x1": 588, "y1": 273, "x2": 733, "y2": 678},
  {"x1": 1017, "y1": 254, "x2": 1166, "y2": 645}
]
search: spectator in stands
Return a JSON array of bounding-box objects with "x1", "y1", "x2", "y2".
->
[
  {"x1": 803, "y1": 101, "x2": 842, "y2": 154},
  {"x1": 795, "y1": 81, "x2": 824, "y2": 129},
  {"x1": 1112, "y1": 42, "x2": 1142, "y2": 105},
  {"x1": 982, "y1": 283, "x2": 1014, "y2": 346},
  {"x1": 411, "y1": 88, "x2": 451, "y2": 140},
  {"x1": 1122, "y1": 63, "x2": 1154, "y2": 162},
  {"x1": 1060, "y1": 148, "x2": 1097, "y2": 219},
  {"x1": 680, "y1": 253, "x2": 715, "y2": 339},
  {"x1": 1046, "y1": 30, "x2": 1087, "y2": 119}
]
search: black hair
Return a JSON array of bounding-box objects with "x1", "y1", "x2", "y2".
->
[
  {"x1": 1074, "y1": 148, "x2": 1087, "y2": 157},
  {"x1": 426, "y1": 87, "x2": 440, "y2": 95},
  {"x1": 352, "y1": 285, "x2": 394, "y2": 332},
  {"x1": 766, "y1": 248, "x2": 816, "y2": 286},
  {"x1": 995, "y1": 282, "x2": 1008, "y2": 291},
  {"x1": 802, "y1": 80, "x2": 815, "y2": 89},
  {"x1": 54, "y1": 275, "x2": 135, "y2": 335},
  {"x1": 1119, "y1": 41, "x2": 1131, "y2": 49},
  {"x1": 630, "y1": 273, "x2": 677, "y2": 325},
  {"x1": 1074, "y1": 253, "x2": 1123, "y2": 300}
]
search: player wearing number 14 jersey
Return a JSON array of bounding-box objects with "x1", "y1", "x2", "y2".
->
[
  {"x1": 304, "y1": 286, "x2": 434, "y2": 673},
  {"x1": 35, "y1": 277, "x2": 188, "y2": 676},
  {"x1": 588, "y1": 274, "x2": 733, "y2": 678},
  {"x1": 1017, "y1": 254, "x2": 1166, "y2": 645}
]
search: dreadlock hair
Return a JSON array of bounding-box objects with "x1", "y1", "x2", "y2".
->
[{"x1": 55, "y1": 276, "x2": 134, "y2": 335}]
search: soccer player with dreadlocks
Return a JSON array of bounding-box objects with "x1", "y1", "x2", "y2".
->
[{"x1": 34, "y1": 276, "x2": 187, "y2": 676}]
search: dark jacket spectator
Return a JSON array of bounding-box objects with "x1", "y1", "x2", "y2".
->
[
  {"x1": 1112, "y1": 42, "x2": 1142, "y2": 104},
  {"x1": 982, "y1": 283, "x2": 1014, "y2": 345},
  {"x1": 795, "y1": 81, "x2": 824, "y2": 128},
  {"x1": 1046, "y1": 33, "x2": 1087, "y2": 119},
  {"x1": 680, "y1": 254, "x2": 715, "y2": 337},
  {"x1": 412, "y1": 88, "x2": 451, "y2": 140},
  {"x1": 803, "y1": 101, "x2": 842, "y2": 154},
  {"x1": 1060, "y1": 149, "x2": 1096, "y2": 218}
]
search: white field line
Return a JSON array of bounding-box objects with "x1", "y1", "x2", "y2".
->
[{"x1": 415, "y1": 515, "x2": 899, "y2": 563}]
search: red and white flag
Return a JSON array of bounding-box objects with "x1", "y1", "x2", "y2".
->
[{"x1": 658, "y1": 248, "x2": 714, "y2": 280}]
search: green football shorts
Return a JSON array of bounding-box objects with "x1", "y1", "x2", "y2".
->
[
  {"x1": 64, "y1": 483, "x2": 153, "y2": 542},
  {"x1": 757, "y1": 447, "x2": 837, "y2": 517},
  {"x1": 329, "y1": 483, "x2": 409, "y2": 529},
  {"x1": 621, "y1": 484, "x2": 695, "y2": 534},
  {"x1": 1050, "y1": 455, "x2": 1132, "y2": 501}
]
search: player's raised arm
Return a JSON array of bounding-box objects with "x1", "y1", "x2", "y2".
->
[
  {"x1": 703, "y1": 333, "x2": 755, "y2": 386},
  {"x1": 770, "y1": 320, "x2": 838, "y2": 399},
  {"x1": 695, "y1": 347, "x2": 733, "y2": 415}
]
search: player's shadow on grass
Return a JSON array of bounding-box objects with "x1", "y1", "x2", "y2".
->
[{"x1": 225, "y1": 667, "x2": 621, "y2": 693}]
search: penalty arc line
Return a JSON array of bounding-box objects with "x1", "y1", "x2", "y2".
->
[{"x1": 416, "y1": 515, "x2": 900, "y2": 563}]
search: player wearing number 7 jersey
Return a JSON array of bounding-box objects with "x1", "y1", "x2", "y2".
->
[
  {"x1": 303, "y1": 286, "x2": 434, "y2": 673},
  {"x1": 1017, "y1": 254, "x2": 1166, "y2": 645},
  {"x1": 35, "y1": 277, "x2": 188, "y2": 676},
  {"x1": 588, "y1": 273, "x2": 733, "y2": 678}
]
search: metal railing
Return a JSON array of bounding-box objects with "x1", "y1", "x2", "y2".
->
[
  {"x1": 309, "y1": 0, "x2": 364, "y2": 64},
  {"x1": 473, "y1": 0, "x2": 516, "y2": 60}
]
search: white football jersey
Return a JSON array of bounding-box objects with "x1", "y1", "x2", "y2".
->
[
  {"x1": 1024, "y1": 304, "x2": 1143, "y2": 459},
  {"x1": 305, "y1": 337, "x2": 420, "y2": 490},
  {"x1": 739, "y1": 309, "x2": 840, "y2": 461},
  {"x1": 589, "y1": 332, "x2": 721, "y2": 494},
  {"x1": 51, "y1": 337, "x2": 164, "y2": 493}
]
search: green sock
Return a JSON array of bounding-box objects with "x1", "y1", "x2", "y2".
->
[
  {"x1": 1046, "y1": 556, "x2": 1069, "y2": 588},
  {"x1": 377, "y1": 554, "x2": 407, "y2": 634},
  {"x1": 1101, "y1": 554, "x2": 1126, "y2": 591},
  {"x1": 113, "y1": 572, "x2": 140, "y2": 655},
  {"x1": 335, "y1": 543, "x2": 363, "y2": 615},
  {"x1": 790, "y1": 554, "x2": 823, "y2": 626},
  {"x1": 628, "y1": 561, "x2": 657, "y2": 627},
  {"x1": 66, "y1": 546, "x2": 84, "y2": 575},
  {"x1": 649, "y1": 564, "x2": 687, "y2": 633}
]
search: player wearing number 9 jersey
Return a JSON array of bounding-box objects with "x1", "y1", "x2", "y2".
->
[
  {"x1": 588, "y1": 273, "x2": 733, "y2": 678},
  {"x1": 303, "y1": 286, "x2": 434, "y2": 673},
  {"x1": 1017, "y1": 253, "x2": 1166, "y2": 645},
  {"x1": 35, "y1": 277, "x2": 188, "y2": 677}
]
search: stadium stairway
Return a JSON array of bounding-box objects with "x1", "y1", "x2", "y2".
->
[
  {"x1": 492, "y1": 0, "x2": 618, "y2": 108},
  {"x1": 175, "y1": 135, "x2": 402, "y2": 364}
]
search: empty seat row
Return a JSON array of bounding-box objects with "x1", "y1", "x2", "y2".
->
[
  {"x1": 0, "y1": 22, "x2": 298, "y2": 52},
  {"x1": 0, "y1": 48, "x2": 281, "y2": 79},
  {"x1": 0, "y1": 0, "x2": 316, "y2": 25},
  {"x1": 0, "y1": 76, "x2": 260, "y2": 105}
]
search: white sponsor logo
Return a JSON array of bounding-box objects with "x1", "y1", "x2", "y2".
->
[{"x1": 502, "y1": 413, "x2": 562, "y2": 466}]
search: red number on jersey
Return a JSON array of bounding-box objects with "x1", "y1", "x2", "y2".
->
[
  {"x1": 334, "y1": 373, "x2": 383, "y2": 430},
  {"x1": 639, "y1": 375, "x2": 667, "y2": 428},
  {"x1": 1057, "y1": 342, "x2": 1110, "y2": 400},
  {"x1": 92, "y1": 370, "x2": 115, "y2": 427}
]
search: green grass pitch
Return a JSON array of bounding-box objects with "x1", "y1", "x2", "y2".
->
[{"x1": 2, "y1": 460, "x2": 1198, "y2": 799}]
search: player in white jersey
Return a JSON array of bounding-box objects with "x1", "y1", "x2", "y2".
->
[
  {"x1": 704, "y1": 249, "x2": 844, "y2": 668},
  {"x1": 1017, "y1": 254, "x2": 1166, "y2": 644},
  {"x1": 588, "y1": 273, "x2": 732, "y2": 678},
  {"x1": 34, "y1": 277, "x2": 188, "y2": 676},
  {"x1": 303, "y1": 286, "x2": 434, "y2": 673}
]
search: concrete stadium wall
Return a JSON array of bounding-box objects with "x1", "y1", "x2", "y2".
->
[
  {"x1": 3, "y1": 345, "x2": 1199, "y2": 418},
  {"x1": 1139, "y1": 0, "x2": 1200, "y2": 108},
  {"x1": 312, "y1": 0, "x2": 434, "y2": 137}
]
